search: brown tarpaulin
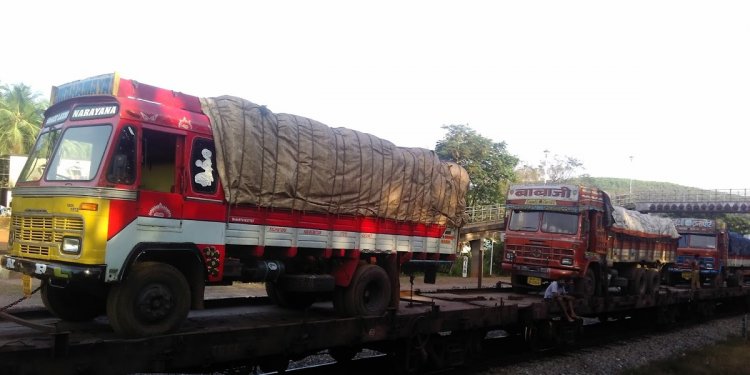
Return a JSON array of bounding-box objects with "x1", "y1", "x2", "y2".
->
[{"x1": 200, "y1": 96, "x2": 469, "y2": 227}]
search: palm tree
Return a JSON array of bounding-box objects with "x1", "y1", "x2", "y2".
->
[{"x1": 0, "y1": 83, "x2": 47, "y2": 155}]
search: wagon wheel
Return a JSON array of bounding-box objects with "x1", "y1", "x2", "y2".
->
[
  {"x1": 329, "y1": 346, "x2": 360, "y2": 363},
  {"x1": 258, "y1": 355, "x2": 290, "y2": 374}
]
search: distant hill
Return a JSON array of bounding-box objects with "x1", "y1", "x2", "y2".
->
[{"x1": 566, "y1": 176, "x2": 708, "y2": 196}]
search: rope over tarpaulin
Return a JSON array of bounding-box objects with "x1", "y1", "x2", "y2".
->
[{"x1": 200, "y1": 96, "x2": 469, "y2": 227}]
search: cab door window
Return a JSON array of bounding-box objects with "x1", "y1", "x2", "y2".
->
[
  {"x1": 107, "y1": 125, "x2": 136, "y2": 184},
  {"x1": 190, "y1": 138, "x2": 217, "y2": 195}
]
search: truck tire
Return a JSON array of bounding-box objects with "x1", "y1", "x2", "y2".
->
[
  {"x1": 336, "y1": 264, "x2": 391, "y2": 317},
  {"x1": 41, "y1": 282, "x2": 105, "y2": 322},
  {"x1": 510, "y1": 274, "x2": 528, "y2": 294},
  {"x1": 106, "y1": 262, "x2": 191, "y2": 337},
  {"x1": 582, "y1": 268, "x2": 597, "y2": 298},
  {"x1": 628, "y1": 268, "x2": 647, "y2": 296},
  {"x1": 711, "y1": 274, "x2": 724, "y2": 288},
  {"x1": 645, "y1": 269, "x2": 660, "y2": 295},
  {"x1": 265, "y1": 281, "x2": 316, "y2": 309}
]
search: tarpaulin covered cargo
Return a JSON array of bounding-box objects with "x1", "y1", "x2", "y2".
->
[
  {"x1": 200, "y1": 96, "x2": 470, "y2": 227},
  {"x1": 729, "y1": 232, "x2": 750, "y2": 256},
  {"x1": 610, "y1": 206, "x2": 680, "y2": 239}
]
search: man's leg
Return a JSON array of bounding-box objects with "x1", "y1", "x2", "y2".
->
[
  {"x1": 556, "y1": 297, "x2": 573, "y2": 322},
  {"x1": 566, "y1": 297, "x2": 580, "y2": 319}
]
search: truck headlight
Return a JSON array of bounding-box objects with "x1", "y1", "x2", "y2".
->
[
  {"x1": 561, "y1": 257, "x2": 573, "y2": 266},
  {"x1": 62, "y1": 237, "x2": 81, "y2": 255},
  {"x1": 505, "y1": 251, "x2": 515, "y2": 261}
]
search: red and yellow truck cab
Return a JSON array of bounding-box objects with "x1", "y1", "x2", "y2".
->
[{"x1": 1, "y1": 73, "x2": 465, "y2": 337}]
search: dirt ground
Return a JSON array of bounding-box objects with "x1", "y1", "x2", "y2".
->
[{"x1": 0, "y1": 217, "x2": 8, "y2": 252}]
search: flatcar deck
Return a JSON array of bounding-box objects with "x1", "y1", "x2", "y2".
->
[{"x1": 1, "y1": 283, "x2": 749, "y2": 375}]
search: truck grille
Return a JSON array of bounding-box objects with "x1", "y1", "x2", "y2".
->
[
  {"x1": 509, "y1": 245, "x2": 574, "y2": 265},
  {"x1": 12, "y1": 214, "x2": 84, "y2": 258}
]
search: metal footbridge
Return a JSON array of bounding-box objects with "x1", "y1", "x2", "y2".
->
[{"x1": 612, "y1": 189, "x2": 750, "y2": 214}]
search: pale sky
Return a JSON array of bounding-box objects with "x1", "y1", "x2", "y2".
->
[{"x1": 3, "y1": 1, "x2": 749, "y2": 190}]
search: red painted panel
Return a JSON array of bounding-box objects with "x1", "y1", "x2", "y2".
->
[
  {"x1": 227, "y1": 205, "x2": 447, "y2": 238},
  {"x1": 107, "y1": 199, "x2": 137, "y2": 240},
  {"x1": 182, "y1": 199, "x2": 225, "y2": 222},
  {"x1": 118, "y1": 78, "x2": 203, "y2": 114},
  {"x1": 137, "y1": 191, "x2": 183, "y2": 218}
]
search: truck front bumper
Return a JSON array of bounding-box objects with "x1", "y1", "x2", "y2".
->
[{"x1": 1, "y1": 255, "x2": 105, "y2": 282}]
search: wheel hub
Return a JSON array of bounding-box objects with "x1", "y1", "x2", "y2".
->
[{"x1": 135, "y1": 284, "x2": 174, "y2": 322}]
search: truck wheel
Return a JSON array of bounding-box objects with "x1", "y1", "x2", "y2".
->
[
  {"x1": 660, "y1": 267, "x2": 673, "y2": 286},
  {"x1": 628, "y1": 268, "x2": 647, "y2": 296},
  {"x1": 645, "y1": 269, "x2": 660, "y2": 295},
  {"x1": 510, "y1": 274, "x2": 528, "y2": 294},
  {"x1": 265, "y1": 281, "x2": 316, "y2": 309},
  {"x1": 41, "y1": 282, "x2": 105, "y2": 322},
  {"x1": 711, "y1": 274, "x2": 724, "y2": 288},
  {"x1": 106, "y1": 262, "x2": 191, "y2": 337},
  {"x1": 582, "y1": 268, "x2": 597, "y2": 298},
  {"x1": 337, "y1": 264, "x2": 391, "y2": 316}
]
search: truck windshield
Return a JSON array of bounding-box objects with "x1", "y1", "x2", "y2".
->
[
  {"x1": 19, "y1": 125, "x2": 112, "y2": 182},
  {"x1": 541, "y1": 211, "x2": 578, "y2": 234},
  {"x1": 508, "y1": 210, "x2": 541, "y2": 231},
  {"x1": 508, "y1": 210, "x2": 578, "y2": 234},
  {"x1": 18, "y1": 129, "x2": 62, "y2": 182},
  {"x1": 678, "y1": 234, "x2": 717, "y2": 250}
]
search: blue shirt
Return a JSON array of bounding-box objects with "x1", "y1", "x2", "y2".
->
[{"x1": 544, "y1": 281, "x2": 567, "y2": 299}]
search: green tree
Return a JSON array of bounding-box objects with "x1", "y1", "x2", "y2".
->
[
  {"x1": 514, "y1": 163, "x2": 543, "y2": 183},
  {"x1": 435, "y1": 124, "x2": 518, "y2": 206},
  {"x1": 515, "y1": 152, "x2": 587, "y2": 183},
  {"x1": 721, "y1": 214, "x2": 750, "y2": 235},
  {"x1": 0, "y1": 83, "x2": 47, "y2": 155},
  {"x1": 544, "y1": 154, "x2": 585, "y2": 182}
]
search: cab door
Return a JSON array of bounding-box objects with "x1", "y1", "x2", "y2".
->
[{"x1": 138, "y1": 128, "x2": 184, "y2": 223}]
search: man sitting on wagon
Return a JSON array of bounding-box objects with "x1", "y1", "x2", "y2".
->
[{"x1": 544, "y1": 276, "x2": 580, "y2": 322}]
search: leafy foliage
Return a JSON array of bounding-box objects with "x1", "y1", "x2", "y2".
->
[
  {"x1": 436, "y1": 124, "x2": 518, "y2": 206},
  {"x1": 0, "y1": 83, "x2": 47, "y2": 155},
  {"x1": 516, "y1": 152, "x2": 587, "y2": 183}
]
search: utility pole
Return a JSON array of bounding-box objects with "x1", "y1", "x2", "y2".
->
[{"x1": 629, "y1": 155, "x2": 634, "y2": 195}]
